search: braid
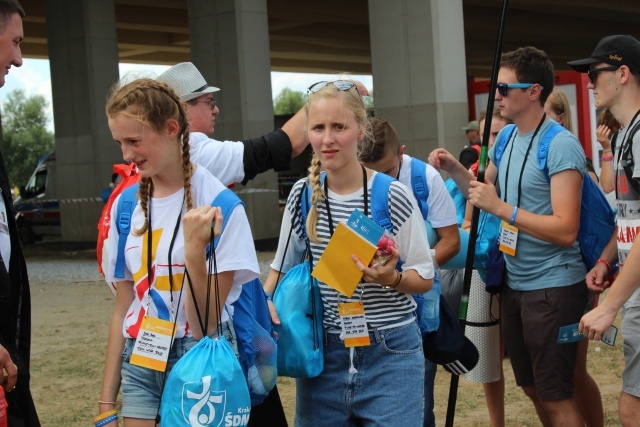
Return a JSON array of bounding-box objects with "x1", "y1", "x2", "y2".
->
[
  {"x1": 133, "y1": 177, "x2": 152, "y2": 235},
  {"x1": 181, "y1": 127, "x2": 194, "y2": 211},
  {"x1": 306, "y1": 154, "x2": 324, "y2": 243}
]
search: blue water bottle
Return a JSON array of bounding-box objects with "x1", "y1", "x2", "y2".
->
[{"x1": 415, "y1": 250, "x2": 441, "y2": 335}]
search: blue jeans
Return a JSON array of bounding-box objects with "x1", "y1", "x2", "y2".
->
[
  {"x1": 120, "y1": 320, "x2": 237, "y2": 419},
  {"x1": 424, "y1": 358, "x2": 437, "y2": 427},
  {"x1": 295, "y1": 319, "x2": 425, "y2": 427}
]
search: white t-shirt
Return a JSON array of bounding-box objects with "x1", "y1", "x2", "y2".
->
[
  {"x1": 189, "y1": 132, "x2": 245, "y2": 186},
  {"x1": 0, "y1": 190, "x2": 10, "y2": 272},
  {"x1": 614, "y1": 116, "x2": 640, "y2": 308},
  {"x1": 398, "y1": 154, "x2": 458, "y2": 228},
  {"x1": 105, "y1": 166, "x2": 260, "y2": 339}
]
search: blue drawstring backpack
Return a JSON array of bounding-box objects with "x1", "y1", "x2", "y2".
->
[
  {"x1": 273, "y1": 183, "x2": 324, "y2": 378},
  {"x1": 160, "y1": 336, "x2": 252, "y2": 426},
  {"x1": 160, "y1": 224, "x2": 251, "y2": 426},
  {"x1": 231, "y1": 278, "x2": 278, "y2": 405},
  {"x1": 272, "y1": 258, "x2": 324, "y2": 378}
]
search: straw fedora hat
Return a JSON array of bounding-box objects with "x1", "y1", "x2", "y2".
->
[{"x1": 157, "y1": 62, "x2": 220, "y2": 102}]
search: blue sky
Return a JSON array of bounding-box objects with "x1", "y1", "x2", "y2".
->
[{"x1": 0, "y1": 58, "x2": 373, "y2": 132}]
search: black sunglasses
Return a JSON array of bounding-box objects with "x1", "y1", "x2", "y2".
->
[
  {"x1": 307, "y1": 80, "x2": 360, "y2": 94},
  {"x1": 496, "y1": 83, "x2": 542, "y2": 97},
  {"x1": 587, "y1": 66, "x2": 620, "y2": 84}
]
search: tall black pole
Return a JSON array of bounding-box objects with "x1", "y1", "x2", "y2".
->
[{"x1": 444, "y1": 1, "x2": 510, "y2": 425}]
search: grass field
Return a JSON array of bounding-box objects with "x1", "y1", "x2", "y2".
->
[{"x1": 26, "y1": 251, "x2": 625, "y2": 426}]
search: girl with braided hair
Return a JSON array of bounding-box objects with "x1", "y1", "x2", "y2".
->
[
  {"x1": 98, "y1": 78, "x2": 259, "y2": 426},
  {"x1": 263, "y1": 81, "x2": 434, "y2": 426}
]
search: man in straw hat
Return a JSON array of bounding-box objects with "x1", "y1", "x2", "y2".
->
[
  {"x1": 571, "y1": 34, "x2": 640, "y2": 427},
  {"x1": 157, "y1": 61, "x2": 304, "y2": 186},
  {"x1": 158, "y1": 62, "x2": 369, "y2": 187}
]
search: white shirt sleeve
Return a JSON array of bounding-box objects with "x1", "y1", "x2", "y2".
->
[
  {"x1": 388, "y1": 180, "x2": 435, "y2": 280},
  {"x1": 189, "y1": 132, "x2": 245, "y2": 186}
]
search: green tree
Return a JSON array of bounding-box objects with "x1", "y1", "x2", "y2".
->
[
  {"x1": 364, "y1": 94, "x2": 374, "y2": 110},
  {"x1": 273, "y1": 87, "x2": 306, "y2": 115},
  {"x1": 2, "y1": 89, "x2": 54, "y2": 186}
]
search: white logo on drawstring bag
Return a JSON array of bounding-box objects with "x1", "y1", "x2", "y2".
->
[
  {"x1": 180, "y1": 375, "x2": 251, "y2": 426},
  {"x1": 182, "y1": 376, "x2": 226, "y2": 427}
]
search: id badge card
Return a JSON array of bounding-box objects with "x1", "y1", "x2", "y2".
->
[
  {"x1": 601, "y1": 325, "x2": 618, "y2": 346},
  {"x1": 130, "y1": 316, "x2": 176, "y2": 371},
  {"x1": 499, "y1": 221, "x2": 518, "y2": 256},
  {"x1": 338, "y1": 302, "x2": 370, "y2": 347},
  {"x1": 557, "y1": 323, "x2": 618, "y2": 346},
  {"x1": 557, "y1": 323, "x2": 584, "y2": 344}
]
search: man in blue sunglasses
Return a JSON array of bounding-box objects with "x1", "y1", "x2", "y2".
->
[
  {"x1": 571, "y1": 34, "x2": 640, "y2": 427},
  {"x1": 430, "y1": 46, "x2": 589, "y2": 426}
]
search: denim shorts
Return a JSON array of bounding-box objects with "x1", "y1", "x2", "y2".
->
[
  {"x1": 295, "y1": 318, "x2": 425, "y2": 427},
  {"x1": 120, "y1": 320, "x2": 237, "y2": 420}
]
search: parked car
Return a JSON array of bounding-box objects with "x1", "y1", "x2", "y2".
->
[{"x1": 13, "y1": 152, "x2": 60, "y2": 243}]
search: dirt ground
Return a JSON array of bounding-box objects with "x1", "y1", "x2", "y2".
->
[{"x1": 24, "y1": 247, "x2": 625, "y2": 426}]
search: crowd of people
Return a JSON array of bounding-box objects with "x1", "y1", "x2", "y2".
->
[{"x1": 1, "y1": 0, "x2": 640, "y2": 426}]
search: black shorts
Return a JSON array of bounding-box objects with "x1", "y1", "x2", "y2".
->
[{"x1": 502, "y1": 281, "x2": 588, "y2": 400}]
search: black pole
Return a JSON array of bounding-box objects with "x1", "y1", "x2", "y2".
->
[{"x1": 444, "y1": 1, "x2": 510, "y2": 425}]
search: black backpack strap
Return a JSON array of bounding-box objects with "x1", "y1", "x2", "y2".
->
[{"x1": 619, "y1": 120, "x2": 640, "y2": 195}]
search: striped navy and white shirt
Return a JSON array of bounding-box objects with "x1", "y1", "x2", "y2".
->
[{"x1": 271, "y1": 171, "x2": 434, "y2": 331}]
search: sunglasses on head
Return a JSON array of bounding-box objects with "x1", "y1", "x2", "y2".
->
[
  {"x1": 587, "y1": 66, "x2": 620, "y2": 84},
  {"x1": 496, "y1": 83, "x2": 542, "y2": 97},
  {"x1": 308, "y1": 80, "x2": 360, "y2": 94}
]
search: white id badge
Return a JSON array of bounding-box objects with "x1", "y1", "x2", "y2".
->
[
  {"x1": 338, "y1": 302, "x2": 370, "y2": 347},
  {"x1": 499, "y1": 221, "x2": 518, "y2": 256},
  {"x1": 130, "y1": 317, "x2": 176, "y2": 371}
]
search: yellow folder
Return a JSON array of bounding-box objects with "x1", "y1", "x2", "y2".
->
[{"x1": 312, "y1": 222, "x2": 378, "y2": 297}]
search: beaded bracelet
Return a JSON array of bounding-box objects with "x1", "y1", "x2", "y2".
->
[
  {"x1": 94, "y1": 409, "x2": 118, "y2": 425},
  {"x1": 595, "y1": 259, "x2": 612, "y2": 273},
  {"x1": 95, "y1": 414, "x2": 118, "y2": 427}
]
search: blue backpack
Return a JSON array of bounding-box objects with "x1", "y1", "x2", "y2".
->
[
  {"x1": 444, "y1": 178, "x2": 467, "y2": 227},
  {"x1": 409, "y1": 158, "x2": 469, "y2": 270},
  {"x1": 409, "y1": 157, "x2": 431, "y2": 219},
  {"x1": 114, "y1": 184, "x2": 277, "y2": 406},
  {"x1": 494, "y1": 123, "x2": 616, "y2": 271}
]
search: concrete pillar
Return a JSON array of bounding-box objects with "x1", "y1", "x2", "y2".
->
[
  {"x1": 187, "y1": 0, "x2": 280, "y2": 243},
  {"x1": 368, "y1": 0, "x2": 469, "y2": 160},
  {"x1": 45, "y1": 0, "x2": 120, "y2": 241}
]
